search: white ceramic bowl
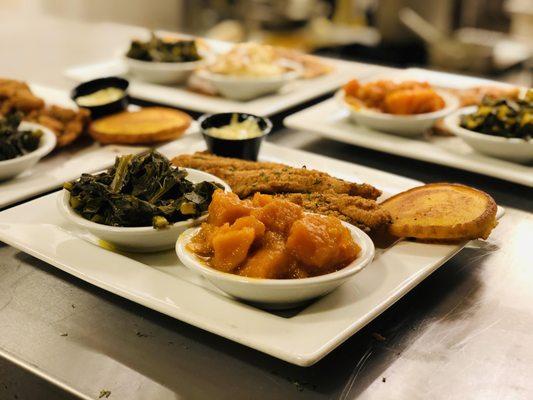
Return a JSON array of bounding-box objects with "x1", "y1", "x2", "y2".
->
[
  {"x1": 444, "y1": 106, "x2": 533, "y2": 164},
  {"x1": 0, "y1": 122, "x2": 56, "y2": 181},
  {"x1": 57, "y1": 168, "x2": 231, "y2": 253},
  {"x1": 124, "y1": 56, "x2": 206, "y2": 84},
  {"x1": 196, "y1": 68, "x2": 300, "y2": 101},
  {"x1": 338, "y1": 89, "x2": 459, "y2": 137},
  {"x1": 176, "y1": 219, "x2": 375, "y2": 309}
]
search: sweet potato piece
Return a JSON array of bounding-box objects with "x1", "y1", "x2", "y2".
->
[
  {"x1": 208, "y1": 190, "x2": 253, "y2": 226},
  {"x1": 239, "y1": 232, "x2": 292, "y2": 279},
  {"x1": 187, "y1": 223, "x2": 222, "y2": 257},
  {"x1": 251, "y1": 199, "x2": 303, "y2": 235},
  {"x1": 287, "y1": 214, "x2": 359, "y2": 273},
  {"x1": 231, "y1": 216, "x2": 265, "y2": 242},
  {"x1": 343, "y1": 79, "x2": 360, "y2": 98},
  {"x1": 211, "y1": 226, "x2": 255, "y2": 273},
  {"x1": 251, "y1": 192, "x2": 274, "y2": 207},
  {"x1": 384, "y1": 88, "x2": 444, "y2": 114}
]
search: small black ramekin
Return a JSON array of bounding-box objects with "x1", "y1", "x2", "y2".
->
[
  {"x1": 198, "y1": 112, "x2": 272, "y2": 161},
  {"x1": 71, "y1": 77, "x2": 129, "y2": 119}
]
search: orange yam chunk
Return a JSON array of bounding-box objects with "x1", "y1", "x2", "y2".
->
[
  {"x1": 208, "y1": 190, "x2": 253, "y2": 226},
  {"x1": 231, "y1": 216, "x2": 265, "y2": 242},
  {"x1": 286, "y1": 214, "x2": 360, "y2": 273},
  {"x1": 343, "y1": 79, "x2": 360, "y2": 98},
  {"x1": 252, "y1": 199, "x2": 303, "y2": 235},
  {"x1": 251, "y1": 192, "x2": 274, "y2": 207},
  {"x1": 187, "y1": 223, "x2": 220, "y2": 256},
  {"x1": 239, "y1": 232, "x2": 293, "y2": 279},
  {"x1": 384, "y1": 89, "x2": 445, "y2": 115},
  {"x1": 211, "y1": 226, "x2": 255, "y2": 273}
]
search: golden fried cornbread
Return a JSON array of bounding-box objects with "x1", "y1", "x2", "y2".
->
[
  {"x1": 381, "y1": 183, "x2": 497, "y2": 241},
  {"x1": 89, "y1": 107, "x2": 191, "y2": 144}
]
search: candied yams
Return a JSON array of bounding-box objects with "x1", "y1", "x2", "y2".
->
[
  {"x1": 343, "y1": 79, "x2": 445, "y2": 115},
  {"x1": 187, "y1": 190, "x2": 361, "y2": 279}
]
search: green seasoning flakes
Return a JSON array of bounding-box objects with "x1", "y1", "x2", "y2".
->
[
  {"x1": 64, "y1": 151, "x2": 221, "y2": 229},
  {"x1": 0, "y1": 112, "x2": 42, "y2": 161},
  {"x1": 460, "y1": 89, "x2": 532, "y2": 140},
  {"x1": 126, "y1": 32, "x2": 201, "y2": 63}
]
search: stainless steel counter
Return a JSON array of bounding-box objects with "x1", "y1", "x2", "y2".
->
[{"x1": 0, "y1": 12, "x2": 532, "y2": 400}]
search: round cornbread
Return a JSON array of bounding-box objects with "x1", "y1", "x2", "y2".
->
[
  {"x1": 381, "y1": 183, "x2": 497, "y2": 240},
  {"x1": 89, "y1": 107, "x2": 191, "y2": 144}
]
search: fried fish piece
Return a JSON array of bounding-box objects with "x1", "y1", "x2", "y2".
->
[
  {"x1": 274, "y1": 192, "x2": 391, "y2": 233},
  {"x1": 0, "y1": 78, "x2": 90, "y2": 147},
  {"x1": 381, "y1": 183, "x2": 497, "y2": 240},
  {"x1": 172, "y1": 152, "x2": 297, "y2": 172},
  {"x1": 0, "y1": 78, "x2": 44, "y2": 113},
  {"x1": 172, "y1": 152, "x2": 381, "y2": 200}
]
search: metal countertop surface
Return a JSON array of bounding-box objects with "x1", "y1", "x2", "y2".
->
[{"x1": 0, "y1": 12, "x2": 532, "y2": 400}]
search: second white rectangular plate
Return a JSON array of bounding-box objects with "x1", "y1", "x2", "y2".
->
[
  {"x1": 284, "y1": 69, "x2": 532, "y2": 187},
  {"x1": 0, "y1": 137, "x2": 483, "y2": 366},
  {"x1": 0, "y1": 84, "x2": 196, "y2": 209},
  {"x1": 64, "y1": 58, "x2": 387, "y2": 116}
]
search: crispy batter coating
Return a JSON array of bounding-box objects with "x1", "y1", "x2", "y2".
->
[
  {"x1": 172, "y1": 152, "x2": 381, "y2": 200},
  {"x1": 274, "y1": 193, "x2": 391, "y2": 232},
  {"x1": 172, "y1": 152, "x2": 390, "y2": 233},
  {"x1": 0, "y1": 78, "x2": 90, "y2": 147}
]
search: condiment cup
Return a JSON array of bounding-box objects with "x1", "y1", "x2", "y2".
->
[
  {"x1": 0, "y1": 122, "x2": 56, "y2": 181},
  {"x1": 199, "y1": 112, "x2": 272, "y2": 161},
  {"x1": 176, "y1": 220, "x2": 375, "y2": 309},
  {"x1": 195, "y1": 68, "x2": 300, "y2": 101},
  {"x1": 124, "y1": 56, "x2": 206, "y2": 85},
  {"x1": 71, "y1": 76, "x2": 129, "y2": 119},
  {"x1": 338, "y1": 89, "x2": 459, "y2": 136},
  {"x1": 57, "y1": 168, "x2": 231, "y2": 253},
  {"x1": 444, "y1": 106, "x2": 533, "y2": 164}
]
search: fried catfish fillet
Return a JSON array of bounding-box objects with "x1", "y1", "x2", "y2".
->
[
  {"x1": 274, "y1": 193, "x2": 391, "y2": 233},
  {"x1": 0, "y1": 78, "x2": 90, "y2": 147},
  {"x1": 172, "y1": 152, "x2": 381, "y2": 200},
  {"x1": 381, "y1": 183, "x2": 497, "y2": 240}
]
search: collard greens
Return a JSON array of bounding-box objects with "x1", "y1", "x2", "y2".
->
[
  {"x1": 0, "y1": 112, "x2": 42, "y2": 161},
  {"x1": 64, "y1": 151, "x2": 221, "y2": 229},
  {"x1": 460, "y1": 89, "x2": 532, "y2": 140},
  {"x1": 126, "y1": 33, "x2": 201, "y2": 63}
]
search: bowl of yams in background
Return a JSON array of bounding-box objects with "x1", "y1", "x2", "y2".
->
[{"x1": 339, "y1": 78, "x2": 460, "y2": 136}]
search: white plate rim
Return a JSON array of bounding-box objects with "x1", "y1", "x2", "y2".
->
[
  {"x1": 0, "y1": 140, "x2": 504, "y2": 366},
  {"x1": 284, "y1": 98, "x2": 533, "y2": 187}
]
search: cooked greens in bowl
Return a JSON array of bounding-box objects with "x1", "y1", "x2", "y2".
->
[
  {"x1": 63, "y1": 151, "x2": 222, "y2": 229},
  {"x1": 126, "y1": 33, "x2": 201, "y2": 63},
  {"x1": 460, "y1": 89, "x2": 532, "y2": 140},
  {"x1": 0, "y1": 112, "x2": 43, "y2": 161}
]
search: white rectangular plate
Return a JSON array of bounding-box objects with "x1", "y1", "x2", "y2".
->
[
  {"x1": 64, "y1": 49, "x2": 387, "y2": 116},
  {"x1": 0, "y1": 137, "x2": 483, "y2": 366},
  {"x1": 0, "y1": 84, "x2": 196, "y2": 209},
  {"x1": 284, "y1": 68, "x2": 532, "y2": 187}
]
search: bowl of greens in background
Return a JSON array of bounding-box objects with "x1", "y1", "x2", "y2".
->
[
  {"x1": 0, "y1": 113, "x2": 57, "y2": 180},
  {"x1": 444, "y1": 90, "x2": 532, "y2": 163},
  {"x1": 57, "y1": 151, "x2": 230, "y2": 252},
  {"x1": 124, "y1": 33, "x2": 206, "y2": 84}
]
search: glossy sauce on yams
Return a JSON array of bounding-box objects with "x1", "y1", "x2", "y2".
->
[{"x1": 187, "y1": 190, "x2": 361, "y2": 279}]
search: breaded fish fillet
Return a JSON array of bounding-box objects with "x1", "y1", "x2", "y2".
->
[
  {"x1": 172, "y1": 152, "x2": 381, "y2": 200},
  {"x1": 275, "y1": 193, "x2": 391, "y2": 232}
]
